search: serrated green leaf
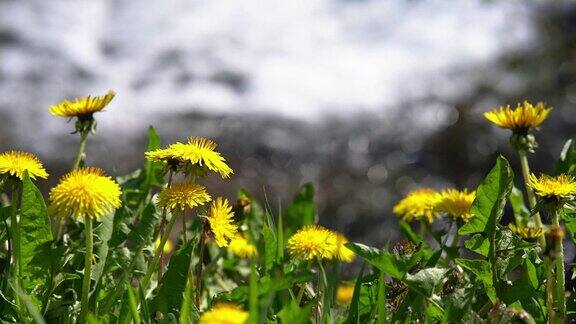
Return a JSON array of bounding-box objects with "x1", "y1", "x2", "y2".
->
[
  {"x1": 405, "y1": 267, "x2": 448, "y2": 297},
  {"x1": 346, "y1": 243, "x2": 404, "y2": 279},
  {"x1": 459, "y1": 156, "x2": 513, "y2": 235},
  {"x1": 91, "y1": 213, "x2": 113, "y2": 290},
  {"x1": 464, "y1": 234, "x2": 489, "y2": 257},
  {"x1": 285, "y1": 183, "x2": 315, "y2": 238},
  {"x1": 19, "y1": 172, "x2": 52, "y2": 297},
  {"x1": 262, "y1": 227, "x2": 277, "y2": 273},
  {"x1": 127, "y1": 203, "x2": 159, "y2": 250},
  {"x1": 277, "y1": 301, "x2": 312, "y2": 324},
  {"x1": 152, "y1": 241, "x2": 193, "y2": 317},
  {"x1": 455, "y1": 259, "x2": 496, "y2": 301}
]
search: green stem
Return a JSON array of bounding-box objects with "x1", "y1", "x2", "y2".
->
[
  {"x1": 10, "y1": 189, "x2": 20, "y2": 282},
  {"x1": 317, "y1": 260, "x2": 329, "y2": 324},
  {"x1": 158, "y1": 169, "x2": 174, "y2": 284},
  {"x1": 296, "y1": 262, "x2": 312, "y2": 305},
  {"x1": 72, "y1": 129, "x2": 90, "y2": 170},
  {"x1": 195, "y1": 221, "x2": 207, "y2": 307},
  {"x1": 142, "y1": 211, "x2": 178, "y2": 291},
  {"x1": 552, "y1": 210, "x2": 566, "y2": 318},
  {"x1": 419, "y1": 221, "x2": 427, "y2": 240},
  {"x1": 79, "y1": 215, "x2": 93, "y2": 323},
  {"x1": 518, "y1": 151, "x2": 544, "y2": 245},
  {"x1": 488, "y1": 217, "x2": 500, "y2": 299},
  {"x1": 9, "y1": 188, "x2": 21, "y2": 310},
  {"x1": 545, "y1": 257, "x2": 556, "y2": 322}
]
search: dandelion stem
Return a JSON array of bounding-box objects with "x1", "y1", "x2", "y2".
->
[
  {"x1": 182, "y1": 212, "x2": 187, "y2": 243},
  {"x1": 72, "y1": 128, "x2": 90, "y2": 170},
  {"x1": 158, "y1": 168, "x2": 174, "y2": 284},
  {"x1": 419, "y1": 221, "x2": 427, "y2": 239},
  {"x1": 518, "y1": 151, "x2": 544, "y2": 245},
  {"x1": 552, "y1": 210, "x2": 566, "y2": 318},
  {"x1": 142, "y1": 211, "x2": 178, "y2": 290},
  {"x1": 79, "y1": 215, "x2": 93, "y2": 323},
  {"x1": 9, "y1": 187, "x2": 21, "y2": 310},
  {"x1": 545, "y1": 256, "x2": 556, "y2": 322},
  {"x1": 196, "y1": 221, "x2": 208, "y2": 307},
  {"x1": 9, "y1": 188, "x2": 20, "y2": 282}
]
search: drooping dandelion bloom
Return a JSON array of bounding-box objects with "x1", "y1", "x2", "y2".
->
[
  {"x1": 145, "y1": 137, "x2": 233, "y2": 178},
  {"x1": 49, "y1": 90, "x2": 115, "y2": 118},
  {"x1": 508, "y1": 224, "x2": 542, "y2": 242},
  {"x1": 336, "y1": 284, "x2": 355, "y2": 305},
  {"x1": 155, "y1": 238, "x2": 174, "y2": 254},
  {"x1": 287, "y1": 225, "x2": 338, "y2": 261},
  {"x1": 199, "y1": 303, "x2": 248, "y2": 324},
  {"x1": 49, "y1": 167, "x2": 121, "y2": 220},
  {"x1": 393, "y1": 188, "x2": 440, "y2": 223},
  {"x1": 207, "y1": 198, "x2": 238, "y2": 247},
  {"x1": 484, "y1": 101, "x2": 551, "y2": 133},
  {"x1": 0, "y1": 150, "x2": 48, "y2": 180},
  {"x1": 334, "y1": 232, "x2": 355, "y2": 263},
  {"x1": 435, "y1": 189, "x2": 476, "y2": 222},
  {"x1": 157, "y1": 182, "x2": 211, "y2": 211},
  {"x1": 228, "y1": 234, "x2": 258, "y2": 259},
  {"x1": 528, "y1": 173, "x2": 576, "y2": 200}
]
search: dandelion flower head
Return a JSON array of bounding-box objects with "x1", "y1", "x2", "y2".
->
[
  {"x1": 0, "y1": 150, "x2": 48, "y2": 180},
  {"x1": 199, "y1": 303, "x2": 248, "y2": 324},
  {"x1": 287, "y1": 225, "x2": 339, "y2": 261},
  {"x1": 157, "y1": 182, "x2": 211, "y2": 211},
  {"x1": 528, "y1": 173, "x2": 576, "y2": 200},
  {"x1": 145, "y1": 137, "x2": 233, "y2": 178},
  {"x1": 49, "y1": 167, "x2": 121, "y2": 220},
  {"x1": 393, "y1": 188, "x2": 440, "y2": 223},
  {"x1": 484, "y1": 101, "x2": 551, "y2": 133},
  {"x1": 228, "y1": 234, "x2": 258, "y2": 259},
  {"x1": 49, "y1": 90, "x2": 115, "y2": 118},
  {"x1": 208, "y1": 197, "x2": 238, "y2": 247},
  {"x1": 435, "y1": 189, "x2": 476, "y2": 222}
]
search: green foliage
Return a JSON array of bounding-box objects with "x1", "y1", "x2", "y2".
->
[{"x1": 3, "y1": 111, "x2": 576, "y2": 324}]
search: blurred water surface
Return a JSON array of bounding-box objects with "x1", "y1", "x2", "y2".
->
[{"x1": 1, "y1": 0, "x2": 575, "y2": 243}]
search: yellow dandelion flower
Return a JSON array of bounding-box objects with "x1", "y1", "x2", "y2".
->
[
  {"x1": 199, "y1": 303, "x2": 248, "y2": 324},
  {"x1": 49, "y1": 90, "x2": 115, "y2": 118},
  {"x1": 336, "y1": 284, "x2": 355, "y2": 305},
  {"x1": 287, "y1": 225, "x2": 338, "y2": 261},
  {"x1": 155, "y1": 238, "x2": 174, "y2": 254},
  {"x1": 145, "y1": 137, "x2": 233, "y2": 178},
  {"x1": 228, "y1": 234, "x2": 258, "y2": 259},
  {"x1": 208, "y1": 198, "x2": 238, "y2": 247},
  {"x1": 334, "y1": 232, "x2": 355, "y2": 263},
  {"x1": 0, "y1": 150, "x2": 48, "y2": 180},
  {"x1": 484, "y1": 101, "x2": 551, "y2": 133},
  {"x1": 508, "y1": 224, "x2": 542, "y2": 242},
  {"x1": 393, "y1": 188, "x2": 440, "y2": 223},
  {"x1": 157, "y1": 182, "x2": 211, "y2": 211},
  {"x1": 49, "y1": 167, "x2": 121, "y2": 220},
  {"x1": 528, "y1": 173, "x2": 576, "y2": 200},
  {"x1": 435, "y1": 189, "x2": 476, "y2": 222}
]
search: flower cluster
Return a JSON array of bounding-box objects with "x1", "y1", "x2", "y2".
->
[{"x1": 393, "y1": 188, "x2": 475, "y2": 224}]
